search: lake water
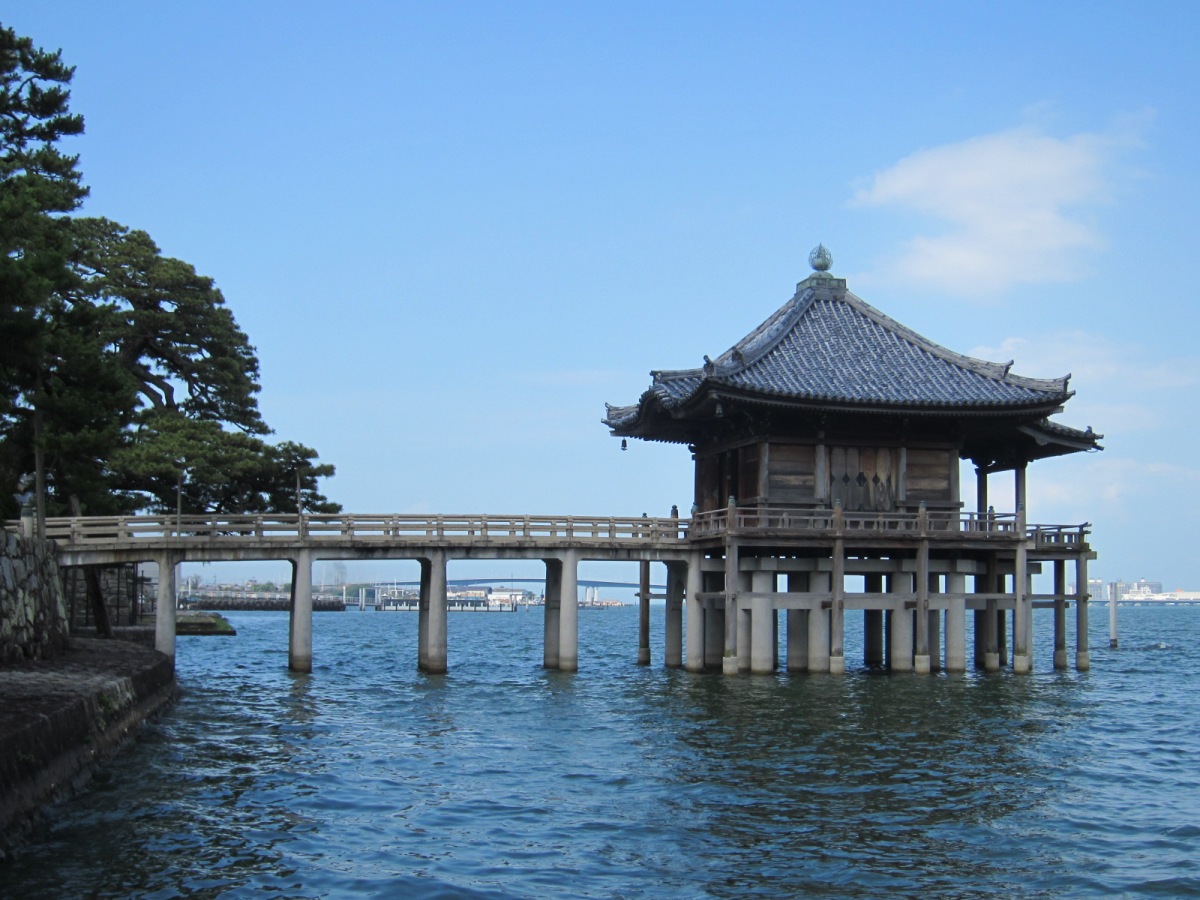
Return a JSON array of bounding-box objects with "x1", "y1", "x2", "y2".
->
[{"x1": 5, "y1": 605, "x2": 1200, "y2": 898}]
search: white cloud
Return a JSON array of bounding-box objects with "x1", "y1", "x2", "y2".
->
[{"x1": 852, "y1": 126, "x2": 1128, "y2": 296}]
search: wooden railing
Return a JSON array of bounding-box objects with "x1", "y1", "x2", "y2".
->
[
  {"x1": 689, "y1": 505, "x2": 1087, "y2": 544},
  {"x1": 18, "y1": 513, "x2": 691, "y2": 546},
  {"x1": 9, "y1": 509, "x2": 1090, "y2": 549}
]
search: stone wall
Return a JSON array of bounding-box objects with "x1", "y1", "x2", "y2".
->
[{"x1": 0, "y1": 532, "x2": 70, "y2": 663}]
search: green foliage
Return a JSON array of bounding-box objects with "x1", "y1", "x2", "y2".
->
[
  {"x1": 0, "y1": 26, "x2": 340, "y2": 519},
  {"x1": 0, "y1": 24, "x2": 87, "y2": 419},
  {"x1": 110, "y1": 412, "x2": 338, "y2": 514},
  {"x1": 68, "y1": 218, "x2": 266, "y2": 434}
]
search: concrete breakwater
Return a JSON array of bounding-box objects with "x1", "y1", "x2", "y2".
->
[{"x1": 187, "y1": 596, "x2": 343, "y2": 612}]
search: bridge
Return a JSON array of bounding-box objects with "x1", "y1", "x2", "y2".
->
[{"x1": 19, "y1": 505, "x2": 1097, "y2": 677}]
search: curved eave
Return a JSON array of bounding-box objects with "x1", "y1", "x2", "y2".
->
[{"x1": 605, "y1": 384, "x2": 1072, "y2": 445}]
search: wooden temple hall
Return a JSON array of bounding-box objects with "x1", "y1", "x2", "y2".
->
[{"x1": 606, "y1": 246, "x2": 1101, "y2": 675}]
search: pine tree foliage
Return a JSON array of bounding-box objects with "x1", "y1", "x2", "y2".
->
[{"x1": 0, "y1": 25, "x2": 339, "y2": 519}]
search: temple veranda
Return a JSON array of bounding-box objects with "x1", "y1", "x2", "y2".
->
[{"x1": 29, "y1": 247, "x2": 1100, "y2": 677}]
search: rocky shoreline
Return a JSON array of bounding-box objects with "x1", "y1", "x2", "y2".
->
[{"x1": 0, "y1": 637, "x2": 176, "y2": 857}]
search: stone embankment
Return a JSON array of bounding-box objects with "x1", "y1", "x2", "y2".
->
[
  {"x1": 0, "y1": 533, "x2": 176, "y2": 855},
  {"x1": 1, "y1": 533, "x2": 69, "y2": 664}
]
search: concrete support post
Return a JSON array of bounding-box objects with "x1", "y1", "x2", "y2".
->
[
  {"x1": 808, "y1": 571, "x2": 831, "y2": 673},
  {"x1": 289, "y1": 549, "x2": 314, "y2": 673},
  {"x1": 665, "y1": 562, "x2": 685, "y2": 669},
  {"x1": 418, "y1": 557, "x2": 430, "y2": 669},
  {"x1": 1053, "y1": 559, "x2": 1068, "y2": 669},
  {"x1": 864, "y1": 574, "x2": 884, "y2": 668},
  {"x1": 1076, "y1": 553, "x2": 1090, "y2": 671},
  {"x1": 558, "y1": 550, "x2": 579, "y2": 672},
  {"x1": 830, "y1": 538, "x2": 846, "y2": 675},
  {"x1": 736, "y1": 571, "x2": 753, "y2": 673},
  {"x1": 786, "y1": 572, "x2": 809, "y2": 672},
  {"x1": 638, "y1": 559, "x2": 651, "y2": 666},
  {"x1": 888, "y1": 572, "x2": 913, "y2": 672},
  {"x1": 750, "y1": 571, "x2": 775, "y2": 675},
  {"x1": 417, "y1": 551, "x2": 447, "y2": 674},
  {"x1": 685, "y1": 558, "x2": 705, "y2": 672},
  {"x1": 1013, "y1": 543, "x2": 1031, "y2": 674},
  {"x1": 864, "y1": 610, "x2": 884, "y2": 667},
  {"x1": 914, "y1": 538, "x2": 931, "y2": 674},
  {"x1": 704, "y1": 598, "x2": 724, "y2": 670},
  {"x1": 543, "y1": 558, "x2": 562, "y2": 669},
  {"x1": 984, "y1": 555, "x2": 1000, "y2": 672},
  {"x1": 154, "y1": 552, "x2": 178, "y2": 663},
  {"x1": 722, "y1": 544, "x2": 740, "y2": 675},
  {"x1": 945, "y1": 573, "x2": 967, "y2": 673}
]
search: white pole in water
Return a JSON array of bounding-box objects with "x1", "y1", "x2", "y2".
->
[{"x1": 1109, "y1": 583, "x2": 1118, "y2": 649}]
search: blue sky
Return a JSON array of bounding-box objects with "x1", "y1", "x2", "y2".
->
[{"x1": 8, "y1": 2, "x2": 1200, "y2": 591}]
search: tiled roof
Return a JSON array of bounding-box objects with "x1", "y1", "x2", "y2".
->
[{"x1": 605, "y1": 274, "x2": 1073, "y2": 431}]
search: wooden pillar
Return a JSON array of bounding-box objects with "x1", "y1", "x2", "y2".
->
[
  {"x1": 543, "y1": 557, "x2": 562, "y2": 669},
  {"x1": 684, "y1": 556, "x2": 704, "y2": 672},
  {"x1": 864, "y1": 574, "x2": 884, "y2": 667},
  {"x1": 289, "y1": 549, "x2": 314, "y2": 673},
  {"x1": 665, "y1": 561, "x2": 685, "y2": 669},
  {"x1": 786, "y1": 572, "x2": 809, "y2": 672},
  {"x1": 636, "y1": 559, "x2": 651, "y2": 665},
  {"x1": 154, "y1": 552, "x2": 179, "y2": 663},
  {"x1": 1076, "y1": 553, "x2": 1090, "y2": 671}
]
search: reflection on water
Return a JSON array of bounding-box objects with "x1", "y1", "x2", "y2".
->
[{"x1": 6, "y1": 607, "x2": 1200, "y2": 898}]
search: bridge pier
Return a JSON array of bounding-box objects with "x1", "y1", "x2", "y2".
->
[
  {"x1": 418, "y1": 551, "x2": 448, "y2": 674},
  {"x1": 541, "y1": 552, "x2": 578, "y2": 671},
  {"x1": 543, "y1": 557, "x2": 561, "y2": 669},
  {"x1": 154, "y1": 551, "x2": 182, "y2": 663},
  {"x1": 289, "y1": 550, "x2": 313, "y2": 672},
  {"x1": 558, "y1": 551, "x2": 579, "y2": 671}
]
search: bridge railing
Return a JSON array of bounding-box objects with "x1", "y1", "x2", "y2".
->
[
  {"x1": 689, "y1": 506, "x2": 1079, "y2": 541},
  {"x1": 20, "y1": 513, "x2": 691, "y2": 545}
]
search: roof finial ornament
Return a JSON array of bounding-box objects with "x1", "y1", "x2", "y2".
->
[{"x1": 809, "y1": 244, "x2": 832, "y2": 272}]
